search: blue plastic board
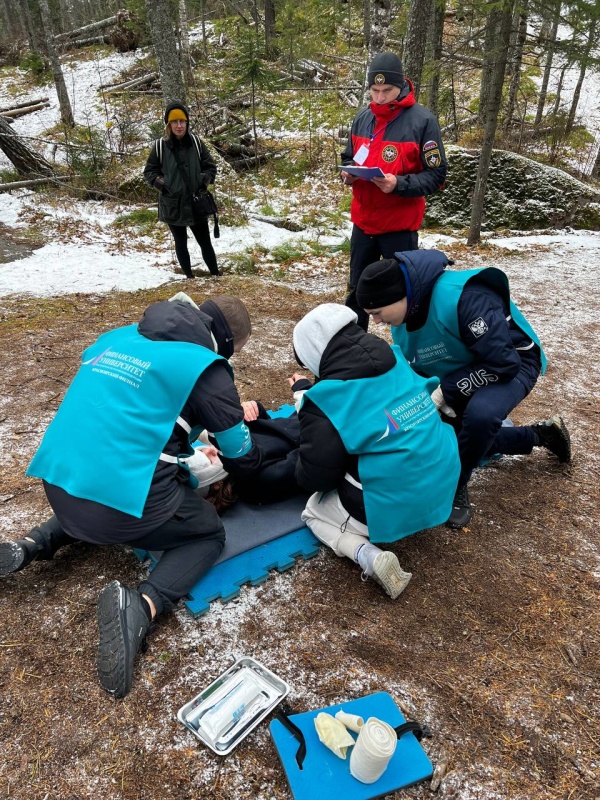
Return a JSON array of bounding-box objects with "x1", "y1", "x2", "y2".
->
[
  {"x1": 267, "y1": 403, "x2": 296, "y2": 419},
  {"x1": 269, "y1": 692, "x2": 433, "y2": 800},
  {"x1": 134, "y1": 526, "x2": 320, "y2": 617}
]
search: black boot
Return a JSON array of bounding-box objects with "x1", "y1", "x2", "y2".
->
[
  {"x1": 96, "y1": 581, "x2": 152, "y2": 698},
  {"x1": 531, "y1": 415, "x2": 571, "y2": 463},
  {"x1": 0, "y1": 540, "x2": 35, "y2": 576},
  {"x1": 0, "y1": 520, "x2": 67, "y2": 577},
  {"x1": 446, "y1": 484, "x2": 472, "y2": 529}
]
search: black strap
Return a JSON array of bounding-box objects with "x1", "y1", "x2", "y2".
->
[
  {"x1": 394, "y1": 721, "x2": 432, "y2": 741},
  {"x1": 274, "y1": 705, "x2": 306, "y2": 770}
]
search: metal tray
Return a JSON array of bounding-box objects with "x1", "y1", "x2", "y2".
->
[{"x1": 177, "y1": 656, "x2": 290, "y2": 755}]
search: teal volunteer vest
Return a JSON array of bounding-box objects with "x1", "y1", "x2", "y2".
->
[
  {"x1": 304, "y1": 348, "x2": 460, "y2": 542},
  {"x1": 27, "y1": 325, "x2": 229, "y2": 517},
  {"x1": 392, "y1": 268, "x2": 547, "y2": 378}
]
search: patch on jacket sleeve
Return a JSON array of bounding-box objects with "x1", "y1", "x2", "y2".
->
[
  {"x1": 423, "y1": 140, "x2": 442, "y2": 168},
  {"x1": 468, "y1": 317, "x2": 489, "y2": 338}
]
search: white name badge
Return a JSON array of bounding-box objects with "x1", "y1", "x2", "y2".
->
[{"x1": 353, "y1": 144, "x2": 369, "y2": 165}]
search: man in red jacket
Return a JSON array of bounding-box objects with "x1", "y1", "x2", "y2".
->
[{"x1": 341, "y1": 52, "x2": 447, "y2": 329}]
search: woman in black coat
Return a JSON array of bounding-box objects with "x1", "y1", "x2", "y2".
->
[{"x1": 144, "y1": 101, "x2": 220, "y2": 278}]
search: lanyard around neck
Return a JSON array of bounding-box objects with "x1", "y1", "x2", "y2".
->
[{"x1": 370, "y1": 107, "x2": 404, "y2": 142}]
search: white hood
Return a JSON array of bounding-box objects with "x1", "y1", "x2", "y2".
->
[{"x1": 293, "y1": 304, "x2": 358, "y2": 377}]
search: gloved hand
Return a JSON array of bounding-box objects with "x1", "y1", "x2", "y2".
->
[{"x1": 431, "y1": 385, "x2": 457, "y2": 418}]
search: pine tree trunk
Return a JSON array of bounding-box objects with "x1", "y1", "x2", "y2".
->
[
  {"x1": 591, "y1": 144, "x2": 600, "y2": 181},
  {"x1": 534, "y1": 0, "x2": 560, "y2": 128},
  {"x1": 0, "y1": 115, "x2": 55, "y2": 176},
  {"x1": 363, "y1": 0, "x2": 371, "y2": 49},
  {"x1": 1, "y1": 0, "x2": 24, "y2": 40},
  {"x1": 178, "y1": 0, "x2": 194, "y2": 88},
  {"x1": 467, "y1": 0, "x2": 513, "y2": 246},
  {"x1": 551, "y1": 62, "x2": 568, "y2": 116},
  {"x1": 403, "y1": 0, "x2": 434, "y2": 99},
  {"x1": 20, "y1": 0, "x2": 48, "y2": 67},
  {"x1": 478, "y1": 7, "x2": 502, "y2": 128},
  {"x1": 364, "y1": 0, "x2": 392, "y2": 99},
  {"x1": 427, "y1": 0, "x2": 446, "y2": 117},
  {"x1": 145, "y1": 0, "x2": 186, "y2": 106},
  {"x1": 265, "y1": 0, "x2": 276, "y2": 56},
  {"x1": 503, "y1": 0, "x2": 528, "y2": 135},
  {"x1": 38, "y1": 0, "x2": 75, "y2": 127},
  {"x1": 565, "y1": 18, "x2": 596, "y2": 135}
]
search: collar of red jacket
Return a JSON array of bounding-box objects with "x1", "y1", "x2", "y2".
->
[{"x1": 369, "y1": 79, "x2": 415, "y2": 123}]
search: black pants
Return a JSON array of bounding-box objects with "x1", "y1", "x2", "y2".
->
[
  {"x1": 168, "y1": 219, "x2": 219, "y2": 276},
  {"x1": 452, "y1": 356, "x2": 541, "y2": 488},
  {"x1": 346, "y1": 225, "x2": 418, "y2": 330},
  {"x1": 31, "y1": 487, "x2": 225, "y2": 616}
]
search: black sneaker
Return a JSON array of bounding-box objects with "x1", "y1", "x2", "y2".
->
[
  {"x1": 446, "y1": 485, "x2": 472, "y2": 529},
  {"x1": 532, "y1": 415, "x2": 571, "y2": 463},
  {"x1": 96, "y1": 581, "x2": 151, "y2": 698},
  {"x1": 0, "y1": 541, "x2": 28, "y2": 576}
]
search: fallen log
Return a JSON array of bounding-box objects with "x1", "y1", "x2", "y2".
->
[
  {"x1": 54, "y1": 11, "x2": 129, "y2": 42},
  {"x1": 219, "y1": 142, "x2": 256, "y2": 157},
  {"x1": 61, "y1": 35, "x2": 108, "y2": 50},
  {"x1": 0, "y1": 101, "x2": 50, "y2": 118},
  {"x1": 100, "y1": 72, "x2": 159, "y2": 92},
  {"x1": 228, "y1": 154, "x2": 270, "y2": 170},
  {"x1": 0, "y1": 115, "x2": 54, "y2": 177},
  {"x1": 0, "y1": 175, "x2": 70, "y2": 192},
  {"x1": 0, "y1": 97, "x2": 49, "y2": 113},
  {"x1": 249, "y1": 213, "x2": 305, "y2": 232}
]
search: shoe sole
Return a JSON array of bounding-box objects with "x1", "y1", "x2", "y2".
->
[
  {"x1": 96, "y1": 581, "x2": 131, "y2": 698},
  {"x1": 0, "y1": 542, "x2": 26, "y2": 576},
  {"x1": 372, "y1": 552, "x2": 412, "y2": 600},
  {"x1": 446, "y1": 509, "x2": 473, "y2": 529},
  {"x1": 550, "y1": 414, "x2": 572, "y2": 464}
]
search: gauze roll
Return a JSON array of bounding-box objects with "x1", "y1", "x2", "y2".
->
[
  {"x1": 335, "y1": 709, "x2": 365, "y2": 733},
  {"x1": 349, "y1": 717, "x2": 397, "y2": 784}
]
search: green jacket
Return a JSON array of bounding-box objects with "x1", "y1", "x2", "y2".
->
[{"x1": 143, "y1": 132, "x2": 217, "y2": 226}]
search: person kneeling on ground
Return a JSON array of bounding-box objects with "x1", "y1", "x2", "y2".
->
[
  {"x1": 355, "y1": 249, "x2": 572, "y2": 528},
  {"x1": 291, "y1": 303, "x2": 461, "y2": 599},
  {"x1": 0, "y1": 294, "x2": 272, "y2": 698}
]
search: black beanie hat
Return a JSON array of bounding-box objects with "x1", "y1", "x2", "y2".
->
[
  {"x1": 367, "y1": 53, "x2": 404, "y2": 89},
  {"x1": 356, "y1": 259, "x2": 406, "y2": 309},
  {"x1": 164, "y1": 101, "x2": 190, "y2": 124}
]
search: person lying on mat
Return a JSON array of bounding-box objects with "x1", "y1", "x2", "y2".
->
[
  {"x1": 0, "y1": 292, "x2": 281, "y2": 699},
  {"x1": 291, "y1": 303, "x2": 460, "y2": 599},
  {"x1": 190, "y1": 400, "x2": 304, "y2": 507}
]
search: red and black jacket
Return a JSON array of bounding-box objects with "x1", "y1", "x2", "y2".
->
[{"x1": 341, "y1": 81, "x2": 447, "y2": 235}]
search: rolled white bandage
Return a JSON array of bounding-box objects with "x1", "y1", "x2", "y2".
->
[
  {"x1": 335, "y1": 709, "x2": 365, "y2": 733},
  {"x1": 349, "y1": 717, "x2": 397, "y2": 784}
]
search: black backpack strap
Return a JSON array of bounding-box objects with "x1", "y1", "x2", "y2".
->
[
  {"x1": 394, "y1": 720, "x2": 432, "y2": 741},
  {"x1": 193, "y1": 134, "x2": 220, "y2": 238},
  {"x1": 274, "y1": 704, "x2": 307, "y2": 770}
]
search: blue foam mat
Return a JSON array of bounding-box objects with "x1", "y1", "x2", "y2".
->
[
  {"x1": 134, "y1": 525, "x2": 320, "y2": 617},
  {"x1": 270, "y1": 692, "x2": 433, "y2": 800}
]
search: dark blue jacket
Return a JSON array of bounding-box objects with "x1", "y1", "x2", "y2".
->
[{"x1": 395, "y1": 250, "x2": 542, "y2": 414}]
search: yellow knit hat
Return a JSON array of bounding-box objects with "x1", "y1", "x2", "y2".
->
[{"x1": 167, "y1": 108, "x2": 188, "y2": 123}]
